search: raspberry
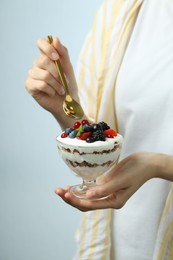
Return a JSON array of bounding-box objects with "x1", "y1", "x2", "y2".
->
[
  {"x1": 104, "y1": 129, "x2": 117, "y2": 137},
  {"x1": 107, "y1": 134, "x2": 114, "y2": 138},
  {"x1": 82, "y1": 119, "x2": 89, "y2": 125},
  {"x1": 61, "y1": 133, "x2": 68, "y2": 138},
  {"x1": 73, "y1": 121, "x2": 81, "y2": 129},
  {"x1": 77, "y1": 131, "x2": 92, "y2": 140}
]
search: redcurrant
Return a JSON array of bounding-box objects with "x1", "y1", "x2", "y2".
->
[
  {"x1": 73, "y1": 121, "x2": 81, "y2": 129},
  {"x1": 82, "y1": 119, "x2": 89, "y2": 125},
  {"x1": 61, "y1": 133, "x2": 68, "y2": 138}
]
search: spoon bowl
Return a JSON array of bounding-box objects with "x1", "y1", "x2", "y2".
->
[
  {"x1": 63, "y1": 95, "x2": 84, "y2": 119},
  {"x1": 47, "y1": 35, "x2": 84, "y2": 120}
]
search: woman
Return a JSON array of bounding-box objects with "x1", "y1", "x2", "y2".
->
[{"x1": 25, "y1": 0, "x2": 173, "y2": 259}]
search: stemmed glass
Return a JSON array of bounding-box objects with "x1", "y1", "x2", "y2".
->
[{"x1": 56, "y1": 135, "x2": 123, "y2": 199}]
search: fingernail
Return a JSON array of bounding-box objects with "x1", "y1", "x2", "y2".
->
[
  {"x1": 51, "y1": 52, "x2": 59, "y2": 60},
  {"x1": 54, "y1": 188, "x2": 60, "y2": 195},
  {"x1": 56, "y1": 37, "x2": 61, "y2": 44}
]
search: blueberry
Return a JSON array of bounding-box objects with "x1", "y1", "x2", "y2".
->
[
  {"x1": 83, "y1": 124, "x2": 93, "y2": 132},
  {"x1": 69, "y1": 130, "x2": 77, "y2": 138},
  {"x1": 65, "y1": 127, "x2": 73, "y2": 135},
  {"x1": 86, "y1": 136, "x2": 95, "y2": 143}
]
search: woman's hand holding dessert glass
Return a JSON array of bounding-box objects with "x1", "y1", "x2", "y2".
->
[{"x1": 55, "y1": 152, "x2": 163, "y2": 211}]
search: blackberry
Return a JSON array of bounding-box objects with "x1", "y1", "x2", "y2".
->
[
  {"x1": 92, "y1": 123, "x2": 102, "y2": 131},
  {"x1": 92, "y1": 129, "x2": 106, "y2": 141},
  {"x1": 98, "y1": 121, "x2": 110, "y2": 130}
]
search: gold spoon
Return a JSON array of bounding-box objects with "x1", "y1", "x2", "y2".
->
[{"x1": 47, "y1": 35, "x2": 84, "y2": 120}]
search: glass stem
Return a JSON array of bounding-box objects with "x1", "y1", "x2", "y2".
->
[{"x1": 82, "y1": 179, "x2": 96, "y2": 190}]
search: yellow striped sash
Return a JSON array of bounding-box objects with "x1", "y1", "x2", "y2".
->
[
  {"x1": 153, "y1": 184, "x2": 173, "y2": 260},
  {"x1": 75, "y1": 1, "x2": 144, "y2": 259}
]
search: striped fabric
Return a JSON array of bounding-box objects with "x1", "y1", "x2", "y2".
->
[
  {"x1": 74, "y1": 0, "x2": 173, "y2": 259},
  {"x1": 153, "y1": 184, "x2": 173, "y2": 260}
]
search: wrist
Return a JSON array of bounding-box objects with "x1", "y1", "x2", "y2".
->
[{"x1": 154, "y1": 153, "x2": 173, "y2": 181}]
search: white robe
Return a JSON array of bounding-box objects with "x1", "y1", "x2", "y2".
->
[
  {"x1": 74, "y1": 0, "x2": 173, "y2": 259},
  {"x1": 113, "y1": 0, "x2": 173, "y2": 259}
]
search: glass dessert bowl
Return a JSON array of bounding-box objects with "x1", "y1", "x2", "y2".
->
[{"x1": 56, "y1": 120, "x2": 123, "y2": 199}]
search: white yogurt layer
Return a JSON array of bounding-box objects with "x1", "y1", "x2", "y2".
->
[{"x1": 56, "y1": 133, "x2": 123, "y2": 179}]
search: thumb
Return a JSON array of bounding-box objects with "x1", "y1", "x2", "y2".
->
[
  {"x1": 53, "y1": 37, "x2": 69, "y2": 58},
  {"x1": 53, "y1": 37, "x2": 72, "y2": 73}
]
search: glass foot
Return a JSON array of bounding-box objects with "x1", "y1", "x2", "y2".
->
[{"x1": 69, "y1": 179, "x2": 96, "y2": 200}]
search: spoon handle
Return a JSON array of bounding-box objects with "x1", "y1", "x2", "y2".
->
[{"x1": 47, "y1": 35, "x2": 69, "y2": 95}]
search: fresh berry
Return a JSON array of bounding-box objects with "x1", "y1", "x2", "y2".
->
[
  {"x1": 77, "y1": 131, "x2": 92, "y2": 140},
  {"x1": 61, "y1": 132, "x2": 68, "y2": 138},
  {"x1": 107, "y1": 134, "x2": 114, "y2": 138},
  {"x1": 104, "y1": 129, "x2": 117, "y2": 137},
  {"x1": 92, "y1": 129, "x2": 106, "y2": 141},
  {"x1": 82, "y1": 119, "x2": 89, "y2": 125},
  {"x1": 83, "y1": 124, "x2": 93, "y2": 132},
  {"x1": 73, "y1": 121, "x2": 81, "y2": 129},
  {"x1": 65, "y1": 127, "x2": 73, "y2": 135},
  {"x1": 69, "y1": 130, "x2": 78, "y2": 138},
  {"x1": 98, "y1": 121, "x2": 110, "y2": 130},
  {"x1": 92, "y1": 124, "x2": 102, "y2": 131},
  {"x1": 60, "y1": 121, "x2": 117, "y2": 142},
  {"x1": 86, "y1": 136, "x2": 95, "y2": 143}
]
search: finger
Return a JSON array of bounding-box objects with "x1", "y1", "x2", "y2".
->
[
  {"x1": 37, "y1": 37, "x2": 59, "y2": 60},
  {"x1": 33, "y1": 54, "x2": 59, "y2": 80},
  {"x1": 86, "y1": 177, "x2": 128, "y2": 200},
  {"x1": 53, "y1": 37, "x2": 73, "y2": 73},
  {"x1": 86, "y1": 159, "x2": 132, "y2": 200},
  {"x1": 53, "y1": 37, "x2": 68, "y2": 57},
  {"x1": 55, "y1": 189, "x2": 90, "y2": 211},
  {"x1": 38, "y1": 37, "x2": 73, "y2": 79},
  {"x1": 25, "y1": 78, "x2": 56, "y2": 97},
  {"x1": 55, "y1": 187, "x2": 128, "y2": 210},
  {"x1": 55, "y1": 188, "x2": 94, "y2": 211},
  {"x1": 58, "y1": 192, "x2": 117, "y2": 212},
  {"x1": 55, "y1": 188, "x2": 67, "y2": 197},
  {"x1": 55, "y1": 186, "x2": 71, "y2": 196},
  {"x1": 28, "y1": 68, "x2": 65, "y2": 96}
]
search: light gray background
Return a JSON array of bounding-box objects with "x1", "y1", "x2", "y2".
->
[{"x1": 0, "y1": 0, "x2": 103, "y2": 259}]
